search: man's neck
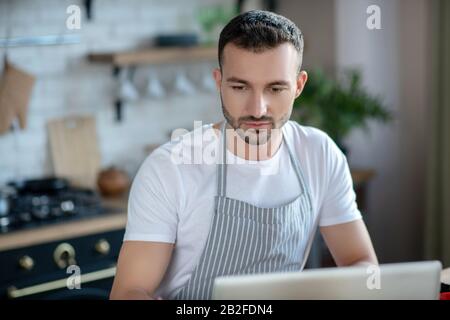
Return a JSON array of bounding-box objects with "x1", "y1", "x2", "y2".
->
[{"x1": 213, "y1": 122, "x2": 283, "y2": 161}]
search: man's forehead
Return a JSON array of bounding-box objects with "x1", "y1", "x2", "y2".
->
[{"x1": 221, "y1": 43, "x2": 300, "y2": 81}]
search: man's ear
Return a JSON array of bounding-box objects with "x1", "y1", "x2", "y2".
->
[
  {"x1": 212, "y1": 67, "x2": 222, "y2": 91},
  {"x1": 295, "y1": 70, "x2": 308, "y2": 98}
]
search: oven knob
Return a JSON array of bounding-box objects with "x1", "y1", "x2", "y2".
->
[
  {"x1": 95, "y1": 239, "x2": 110, "y2": 255},
  {"x1": 53, "y1": 243, "x2": 76, "y2": 269},
  {"x1": 18, "y1": 255, "x2": 34, "y2": 271}
]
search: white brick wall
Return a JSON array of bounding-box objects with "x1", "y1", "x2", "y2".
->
[{"x1": 0, "y1": 0, "x2": 231, "y2": 185}]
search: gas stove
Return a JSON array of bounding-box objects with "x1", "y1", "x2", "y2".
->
[
  {"x1": 0, "y1": 177, "x2": 110, "y2": 234},
  {"x1": 0, "y1": 177, "x2": 125, "y2": 300}
]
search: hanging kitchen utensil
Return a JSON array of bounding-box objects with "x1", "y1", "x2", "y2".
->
[
  {"x1": 47, "y1": 115, "x2": 101, "y2": 189},
  {"x1": 146, "y1": 69, "x2": 166, "y2": 99},
  {"x1": 0, "y1": 59, "x2": 35, "y2": 134},
  {"x1": 173, "y1": 69, "x2": 196, "y2": 95}
]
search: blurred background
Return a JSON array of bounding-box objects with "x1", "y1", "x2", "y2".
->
[{"x1": 0, "y1": 0, "x2": 448, "y2": 299}]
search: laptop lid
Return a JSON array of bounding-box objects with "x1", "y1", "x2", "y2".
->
[{"x1": 212, "y1": 261, "x2": 442, "y2": 300}]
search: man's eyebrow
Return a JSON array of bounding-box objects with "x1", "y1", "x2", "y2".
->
[
  {"x1": 267, "y1": 80, "x2": 290, "y2": 86},
  {"x1": 225, "y1": 77, "x2": 290, "y2": 86},
  {"x1": 225, "y1": 77, "x2": 249, "y2": 84}
]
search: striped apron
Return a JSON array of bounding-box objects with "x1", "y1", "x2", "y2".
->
[{"x1": 174, "y1": 121, "x2": 317, "y2": 300}]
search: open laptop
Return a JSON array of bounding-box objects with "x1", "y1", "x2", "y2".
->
[{"x1": 212, "y1": 261, "x2": 442, "y2": 300}]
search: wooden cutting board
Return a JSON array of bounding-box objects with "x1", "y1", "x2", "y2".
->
[
  {"x1": 0, "y1": 60, "x2": 35, "y2": 134},
  {"x1": 47, "y1": 115, "x2": 101, "y2": 189}
]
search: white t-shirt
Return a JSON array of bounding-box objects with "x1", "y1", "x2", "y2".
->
[{"x1": 124, "y1": 120, "x2": 362, "y2": 299}]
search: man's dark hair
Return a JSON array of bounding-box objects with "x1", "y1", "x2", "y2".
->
[{"x1": 218, "y1": 10, "x2": 304, "y2": 73}]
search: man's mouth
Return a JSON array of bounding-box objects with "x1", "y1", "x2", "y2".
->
[{"x1": 242, "y1": 121, "x2": 272, "y2": 129}]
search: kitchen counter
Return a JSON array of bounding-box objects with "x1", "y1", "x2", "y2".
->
[{"x1": 0, "y1": 196, "x2": 128, "y2": 252}]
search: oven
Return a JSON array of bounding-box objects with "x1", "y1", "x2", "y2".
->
[
  {"x1": 0, "y1": 228, "x2": 124, "y2": 300},
  {"x1": 0, "y1": 177, "x2": 126, "y2": 300}
]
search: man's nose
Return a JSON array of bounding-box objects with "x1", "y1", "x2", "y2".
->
[{"x1": 247, "y1": 93, "x2": 268, "y2": 118}]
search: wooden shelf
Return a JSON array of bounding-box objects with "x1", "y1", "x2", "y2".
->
[
  {"x1": 88, "y1": 46, "x2": 217, "y2": 67},
  {"x1": 88, "y1": 45, "x2": 218, "y2": 122}
]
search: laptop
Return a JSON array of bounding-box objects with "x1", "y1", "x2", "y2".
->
[{"x1": 212, "y1": 260, "x2": 442, "y2": 300}]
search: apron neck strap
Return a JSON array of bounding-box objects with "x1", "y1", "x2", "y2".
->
[{"x1": 217, "y1": 121, "x2": 228, "y2": 197}]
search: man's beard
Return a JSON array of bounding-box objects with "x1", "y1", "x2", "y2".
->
[{"x1": 220, "y1": 95, "x2": 290, "y2": 146}]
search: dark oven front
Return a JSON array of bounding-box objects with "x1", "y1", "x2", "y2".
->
[{"x1": 0, "y1": 229, "x2": 124, "y2": 300}]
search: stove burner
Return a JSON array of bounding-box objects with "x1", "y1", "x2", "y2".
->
[{"x1": 0, "y1": 178, "x2": 109, "y2": 233}]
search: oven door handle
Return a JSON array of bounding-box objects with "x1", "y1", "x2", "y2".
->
[{"x1": 7, "y1": 266, "x2": 117, "y2": 299}]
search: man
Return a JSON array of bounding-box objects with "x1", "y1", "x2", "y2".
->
[{"x1": 110, "y1": 10, "x2": 378, "y2": 300}]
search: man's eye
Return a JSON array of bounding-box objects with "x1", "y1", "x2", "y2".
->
[
  {"x1": 231, "y1": 86, "x2": 246, "y2": 91},
  {"x1": 270, "y1": 87, "x2": 284, "y2": 93}
]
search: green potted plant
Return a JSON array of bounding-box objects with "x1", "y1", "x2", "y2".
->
[
  {"x1": 292, "y1": 68, "x2": 391, "y2": 154},
  {"x1": 196, "y1": 4, "x2": 238, "y2": 45}
]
